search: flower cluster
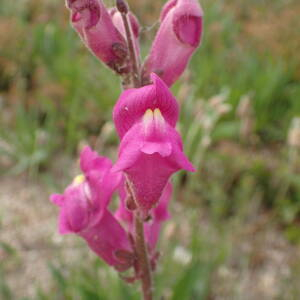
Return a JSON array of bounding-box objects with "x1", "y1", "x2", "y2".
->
[
  {"x1": 51, "y1": 0, "x2": 202, "y2": 278},
  {"x1": 65, "y1": 0, "x2": 202, "y2": 82}
]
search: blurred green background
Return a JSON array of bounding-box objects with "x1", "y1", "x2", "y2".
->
[{"x1": 1, "y1": 0, "x2": 300, "y2": 299}]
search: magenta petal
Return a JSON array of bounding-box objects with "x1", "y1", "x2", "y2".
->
[
  {"x1": 160, "y1": 0, "x2": 178, "y2": 21},
  {"x1": 80, "y1": 209, "x2": 132, "y2": 266},
  {"x1": 174, "y1": 15, "x2": 202, "y2": 47},
  {"x1": 113, "y1": 73, "x2": 179, "y2": 138},
  {"x1": 114, "y1": 179, "x2": 134, "y2": 227},
  {"x1": 145, "y1": 182, "x2": 172, "y2": 250},
  {"x1": 80, "y1": 146, "x2": 112, "y2": 175},
  {"x1": 50, "y1": 194, "x2": 64, "y2": 206},
  {"x1": 153, "y1": 182, "x2": 172, "y2": 222},
  {"x1": 111, "y1": 124, "x2": 143, "y2": 173},
  {"x1": 126, "y1": 153, "x2": 173, "y2": 212},
  {"x1": 96, "y1": 169, "x2": 123, "y2": 210},
  {"x1": 172, "y1": 143, "x2": 196, "y2": 172},
  {"x1": 79, "y1": 146, "x2": 122, "y2": 211},
  {"x1": 58, "y1": 208, "x2": 72, "y2": 235},
  {"x1": 145, "y1": 221, "x2": 161, "y2": 252},
  {"x1": 51, "y1": 185, "x2": 90, "y2": 234},
  {"x1": 63, "y1": 185, "x2": 91, "y2": 232},
  {"x1": 141, "y1": 141, "x2": 172, "y2": 157},
  {"x1": 50, "y1": 146, "x2": 122, "y2": 234}
]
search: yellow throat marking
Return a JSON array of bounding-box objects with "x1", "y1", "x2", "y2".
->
[{"x1": 73, "y1": 174, "x2": 85, "y2": 185}]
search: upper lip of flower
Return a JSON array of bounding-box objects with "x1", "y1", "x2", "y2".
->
[{"x1": 113, "y1": 73, "x2": 179, "y2": 138}]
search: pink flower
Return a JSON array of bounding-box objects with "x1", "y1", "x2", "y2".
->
[
  {"x1": 66, "y1": 0, "x2": 128, "y2": 73},
  {"x1": 142, "y1": 0, "x2": 203, "y2": 86},
  {"x1": 50, "y1": 146, "x2": 133, "y2": 269},
  {"x1": 112, "y1": 74, "x2": 194, "y2": 213}
]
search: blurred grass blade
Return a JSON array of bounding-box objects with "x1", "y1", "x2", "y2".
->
[{"x1": 171, "y1": 262, "x2": 211, "y2": 300}]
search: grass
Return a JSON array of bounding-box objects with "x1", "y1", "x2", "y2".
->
[{"x1": 0, "y1": 0, "x2": 300, "y2": 299}]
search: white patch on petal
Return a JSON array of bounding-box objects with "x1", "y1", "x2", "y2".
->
[
  {"x1": 154, "y1": 108, "x2": 166, "y2": 132},
  {"x1": 154, "y1": 108, "x2": 164, "y2": 122},
  {"x1": 142, "y1": 109, "x2": 154, "y2": 135},
  {"x1": 143, "y1": 108, "x2": 154, "y2": 125},
  {"x1": 83, "y1": 182, "x2": 92, "y2": 203},
  {"x1": 142, "y1": 108, "x2": 166, "y2": 135}
]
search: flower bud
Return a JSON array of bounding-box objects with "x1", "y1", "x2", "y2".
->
[
  {"x1": 116, "y1": 0, "x2": 129, "y2": 14},
  {"x1": 142, "y1": 0, "x2": 203, "y2": 86},
  {"x1": 66, "y1": 0, "x2": 128, "y2": 73}
]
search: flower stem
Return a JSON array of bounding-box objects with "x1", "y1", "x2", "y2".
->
[
  {"x1": 117, "y1": 0, "x2": 141, "y2": 87},
  {"x1": 125, "y1": 177, "x2": 153, "y2": 300},
  {"x1": 134, "y1": 211, "x2": 153, "y2": 300}
]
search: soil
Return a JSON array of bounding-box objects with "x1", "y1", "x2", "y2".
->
[{"x1": 0, "y1": 174, "x2": 87, "y2": 298}]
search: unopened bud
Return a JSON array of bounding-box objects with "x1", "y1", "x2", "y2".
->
[
  {"x1": 116, "y1": 0, "x2": 129, "y2": 14},
  {"x1": 66, "y1": 0, "x2": 129, "y2": 71},
  {"x1": 142, "y1": 0, "x2": 203, "y2": 86}
]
